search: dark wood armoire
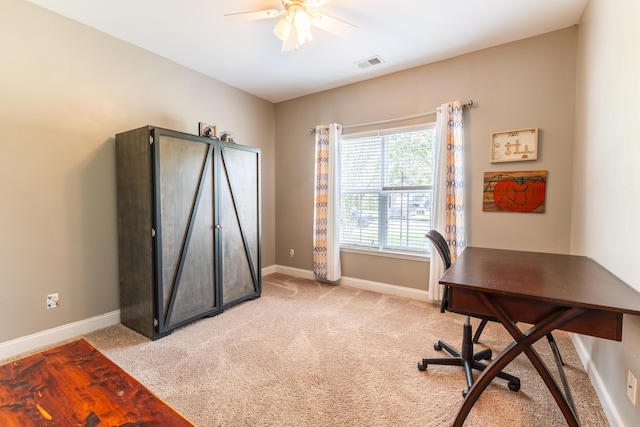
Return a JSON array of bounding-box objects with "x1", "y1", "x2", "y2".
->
[{"x1": 115, "y1": 126, "x2": 261, "y2": 339}]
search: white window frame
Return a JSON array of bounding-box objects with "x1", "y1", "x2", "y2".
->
[{"x1": 339, "y1": 122, "x2": 436, "y2": 260}]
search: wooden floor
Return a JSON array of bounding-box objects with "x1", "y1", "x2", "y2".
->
[{"x1": 0, "y1": 339, "x2": 194, "y2": 427}]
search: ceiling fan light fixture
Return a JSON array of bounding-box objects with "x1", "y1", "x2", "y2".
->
[
  {"x1": 276, "y1": 3, "x2": 314, "y2": 50},
  {"x1": 293, "y1": 7, "x2": 312, "y2": 32},
  {"x1": 229, "y1": 0, "x2": 356, "y2": 51},
  {"x1": 296, "y1": 27, "x2": 313, "y2": 45},
  {"x1": 273, "y1": 15, "x2": 293, "y2": 41}
]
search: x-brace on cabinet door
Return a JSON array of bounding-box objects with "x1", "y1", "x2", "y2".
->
[
  {"x1": 218, "y1": 142, "x2": 261, "y2": 307},
  {"x1": 153, "y1": 129, "x2": 220, "y2": 335}
]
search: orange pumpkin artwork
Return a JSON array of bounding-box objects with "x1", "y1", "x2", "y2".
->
[{"x1": 483, "y1": 171, "x2": 547, "y2": 213}]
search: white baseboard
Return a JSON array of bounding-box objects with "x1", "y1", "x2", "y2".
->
[
  {"x1": 261, "y1": 264, "x2": 277, "y2": 276},
  {"x1": 0, "y1": 267, "x2": 434, "y2": 363},
  {"x1": 571, "y1": 334, "x2": 621, "y2": 427},
  {"x1": 273, "y1": 264, "x2": 430, "y2": 301},
  {"x1": 1, "y1": 266, "x2": 619, "y2": 427},
  {"x1": 1, "y1": 267, "x2": 277, "y2": 362},
  {"x1": 0, "y1": 310, "x2": 121, "y2": 363},
  {"x1": 273, "y1": 265, "x2": 315, "y2": 280},
  {"x1": 0, "y1": 267, "x2": 281, "y2": 362}
]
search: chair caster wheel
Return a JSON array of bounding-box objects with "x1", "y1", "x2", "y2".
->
[
  {"x1": 508, "y1": 381, "x2": 520, "y2": 392},
  {"x1": 462, "y1": 388, "x2": 468, "y2": 397},
  {"x1": 417, "y1": 361, "x2": 428, "y2": 371},
  {"x1": 434, "y1": 342, "x2": 442, "y2": 351}
]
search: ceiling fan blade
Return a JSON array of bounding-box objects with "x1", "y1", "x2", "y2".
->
[
  {"x1": 224, "y1": 9, "x2": 284, "y2": 21},
  {"x1": 311, "y1": 13, "x2": 357, "y2": 38}
]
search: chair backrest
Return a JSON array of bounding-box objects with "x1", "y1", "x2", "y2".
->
[
  {"x1": 426, "y1": 230, "x2": 452, "y2": 313},
  {"x1": 426, "y1": 230, "x2": 451, "y2": 270}
]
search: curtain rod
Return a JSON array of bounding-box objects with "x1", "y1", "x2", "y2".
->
[{"x1": 309, "y1": 100, "x2": 473, "y2": 133}]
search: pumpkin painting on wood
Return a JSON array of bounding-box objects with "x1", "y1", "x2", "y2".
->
[{"x1": 483, "y1": 171, "x2": 547, "y2": 213}]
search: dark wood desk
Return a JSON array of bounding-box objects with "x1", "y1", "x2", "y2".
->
[{"x1": 440, "y1": 247, "x2": 640, "y2": 426}]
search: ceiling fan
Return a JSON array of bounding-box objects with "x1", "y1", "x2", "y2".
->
[{"x1": 225, "y1": 0, "x2": 357, "y2": 51}]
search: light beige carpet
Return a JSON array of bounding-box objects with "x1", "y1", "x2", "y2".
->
[{"x1": 84, "y1": 273, "x2": 609, "y2": 426}]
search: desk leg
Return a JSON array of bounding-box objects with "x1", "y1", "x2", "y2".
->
[
  {"x1": 452, "y1": 294, "x2": 587, "y2": 427},
  {"x1": 547, "y1": 332, "x2": 579, "y2": 419}
]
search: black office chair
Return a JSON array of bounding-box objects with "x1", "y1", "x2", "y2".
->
[{"x1": 418, "y1": 230, "x2": 521, "y2": 395}]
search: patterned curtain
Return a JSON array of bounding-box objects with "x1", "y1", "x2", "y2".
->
[
  {"x1": 313, "y1": 123, "x2": 342, "y2": 282},
  {"x1": 428, "y1": 102, "x2": 466, "y2": 301}
]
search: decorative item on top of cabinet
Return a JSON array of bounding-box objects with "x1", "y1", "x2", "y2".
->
[
  {"x1": 115, "y1": 126, "x2": 261, "y2": 340},
  {"x1": 490, "y1": 128, "x2": 538, "y2": 162},
  {"x1": 220, "y1": 131, "x2": 235, "y2": 143},
  {"x1": 199, "y1": 122, "x2": 217, "y2": 138}
]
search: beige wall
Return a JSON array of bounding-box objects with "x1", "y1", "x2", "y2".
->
[
  {"x1": 0, "y1": 0, "x2": 275, "y2": 343},
  {"x1": 275, "y1": 28, "x2": 578, "y2": 290},
  {"x1": 572, "y1": 0, "x2": 640, "y2": 424},
  {"x1": 3, "y1": 0, "x2": 640, "y2": 423}
]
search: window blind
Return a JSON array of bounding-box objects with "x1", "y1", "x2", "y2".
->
[{"x1": 340, "y1": 124, "x2": 436, "y2": 253}]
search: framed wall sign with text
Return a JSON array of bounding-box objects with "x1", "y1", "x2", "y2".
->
[{"x1": 490, "y1": 128, "x2": 538, "y2": 163}]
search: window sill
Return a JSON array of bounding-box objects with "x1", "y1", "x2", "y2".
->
[{"x1": 340, "y1": 245, "x2": 430, "y2": 262}]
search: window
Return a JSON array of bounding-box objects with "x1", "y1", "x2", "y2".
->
[{"x1": 339, "y1": 123, "x2": 435, "y2": 255}]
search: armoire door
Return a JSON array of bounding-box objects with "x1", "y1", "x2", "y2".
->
[
  {"x1": 153, "y1": 129, "x2": 219, "y2": 335},
  {"x1": 217, "y1": 142, "x2": 261, "y2": 307}
]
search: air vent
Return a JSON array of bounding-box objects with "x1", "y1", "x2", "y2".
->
[{"x1": 355, "y1": 55, "x2": 384, "y2": 69}]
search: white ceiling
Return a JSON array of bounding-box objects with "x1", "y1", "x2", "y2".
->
[{"x1": 27, "y1": 0, "x2": 587, "y2": 103}]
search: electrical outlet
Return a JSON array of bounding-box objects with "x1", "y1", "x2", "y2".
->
[
  {"x1": 47, "y1": 293, "x2": 59, "y2": 309},
  {"x1": 628, "y1": 370, "x2": 637, "y2": 405},
  {"x1": 289, "y1": 248, "x2": 295, "y2": 257}
]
